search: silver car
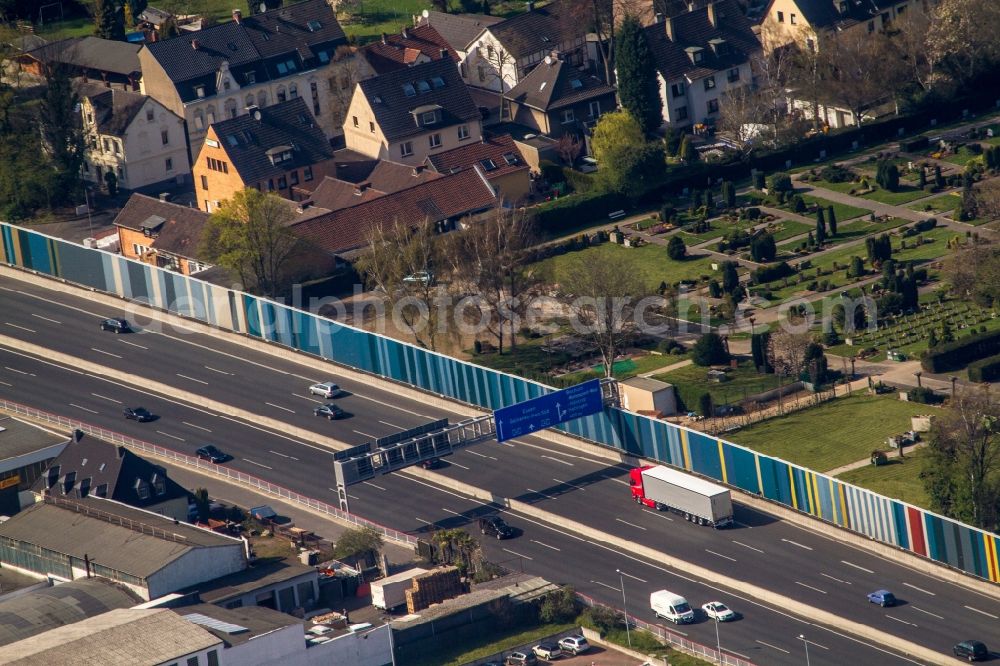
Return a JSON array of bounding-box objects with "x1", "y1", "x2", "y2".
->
[{"x1": 309, "y1": 382, "x2": 343, "y2": 398}]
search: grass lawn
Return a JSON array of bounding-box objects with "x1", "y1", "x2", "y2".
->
[
  {"x1": 893, "y1": 227, "x2": 958, "y2": 263},
  {"x1": 838, "y1": 447, "x2": 932, "y2": 509},
  {"x1": 471, "y1": 337, "x2": 572, "y2": 377},
  {"x1": 807, "y1": 179, "x2": 858, "y2": 194},
  {"x1": 861, "y1": 185, "x2": 929, "y2": 205},
  {"x1": 942, "y1": 146, "x2": 983, "y2": 166},
  {"x1": 766, "y1": 219, "x2": 814, "y2": 243},
  {"x1": 727, "y1": 394, "x2": 930, "y2": 472},
  {"x1": 561, "y1": 352, "x2": 689, "y2": 384},
  {"x1": 36, "y1": 17, "x2": 94, "y2": 40},
  {"x1": 534, "y1": 242, "x2": 721, "y2": 290},
  {"x1": 404, "y1": 622, "x2": 577, "y2": 666},
  {"x1": 653, "y1": 360, "x2": 780, "y2": 412},
  {"x1": 908, "y1": 193, "x2": 960, "y2": 215},
  {"x1": 801, "y1": 194, "x2": 872, "y2": 222},
  {"x1": 338, "y1": 0, "x2": 430, "y2": 42}
]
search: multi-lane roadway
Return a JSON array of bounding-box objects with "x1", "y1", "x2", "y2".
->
[{"x1": 1, "y1": 274, "x2": 998, "y2": 665}]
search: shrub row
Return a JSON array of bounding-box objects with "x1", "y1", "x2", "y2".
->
[
  {"x1": 921, "y1": 328, "x2": 1000, "y2": 373},
  {"x1": 968, "y1": 354, "x2": 1000, "y2": 382},
  {"x1": 913, "y1": 217, "x2": 937, "y2": 232},
  {"x1": 532, "y1": 190, "x2": 627, "y2": 234},
  {"x1": 752, "y1": 261, "x2": 796, "y2": 285}
]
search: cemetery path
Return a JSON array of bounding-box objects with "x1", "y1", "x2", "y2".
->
[{"x1": 825, "y1": 441, "x2": 929, "y2": 476}]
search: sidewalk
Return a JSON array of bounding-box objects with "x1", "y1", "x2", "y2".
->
[{"x1": 637, "y1": 358, "x2": 692, "y2": 378}]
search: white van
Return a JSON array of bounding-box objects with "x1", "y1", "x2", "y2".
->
[{"x1": 650, "y1": 590, "x2": 695, "y2": 624}]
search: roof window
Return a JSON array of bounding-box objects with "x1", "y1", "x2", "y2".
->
[
  {"x1": 480, "y1": 158, "x2": 498, "y2": 171},
  {"x1": 307, "y1": 19, "x2": 322, "y2": 31},
  {"x1": 570, "y1": 78, "x2": 583, "y2": 90},
  {"x1": 431, "y1": 76, "x2": 445, "y2": 88},
  {"x1": 417, "y1": 80, "x2": 431, "y2": 93},
  {"x1": 403, "y1": 83, "x2": 416, "y2": 96}
]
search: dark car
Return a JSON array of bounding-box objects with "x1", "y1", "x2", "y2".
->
[
  {"x1": 953, "y1": 640, "x2": 989, "y2": 662},
  {"x1": 196, "y1": 445, "x2": 231, "y2": 464},
  {"x1": 420, "y1": 458, "x2": 444, "y2": 470},
  {"x1": 100, "y1": 318, "x2": 131, "y2": 333},
  {"x1": 123, "y1": 407, "x2": 153, "y2": 422},
  {"x1": 866, "y1": 590, "x2": 896, "y2": 607},
  {"x1": 314, "y1": 403, "x2": 346, "y2": 420},
  {"x1": 479, "y1": 515, "x2": 515, "y2": 540}
]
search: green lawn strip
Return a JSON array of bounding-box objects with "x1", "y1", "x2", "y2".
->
[
  {"x1": 860, "y1": 185, "x2": 929, "y2": 205},
  {"x1": 727, "y1": 394, "x2": 928, "y2": 472},
  {"x1": 36, "y1": 16, "x2": 97, "y2": 40},
  {"x1": 561, "y1": 352, "x2": 688, "y2": 384},
  {"x1": 941, "y1": 147, "x2": 982, "y2": 166},
  {"x1": 907, "y1": 193, "x2": 960, "y2": 215},
  {"x1": 807, "y1": 179, "x2": 858, "y2": 194},
  {"x1": 534, "y1": 242, "x2": 721, "y2": 291},
  {"x1": 837, "y1": 447, "x2": 932, "y2": 509},
  {"x1": 766, "y1": 220, "x2": 814, "y2": 243},
  {"x1": 892, "y1": 227, "x2": 959, "y2": 263},
  {"x1": 653, "y1": 360, "x2": 779, "y2": 412},
  {"x1": 780, "y1": 216, "x2": 912, "y2": 248},
  {"x1": 800, "y1": 194, "x2": 872, "y2": 222},
  {"x1": 403, "y1": 622, "x2": 578, "y2": 666}
]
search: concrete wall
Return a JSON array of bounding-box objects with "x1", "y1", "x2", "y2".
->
[{"x1": 147, "y1": 544, "x2": 246, "y2": 600}]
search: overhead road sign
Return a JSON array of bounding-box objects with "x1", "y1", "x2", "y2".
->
[{"x1": 494, "y1": 379, "x2": 604, "y2": 442}]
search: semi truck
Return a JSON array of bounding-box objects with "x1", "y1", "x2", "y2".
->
[
  {"x1": 629, "y1": 464, "x2": 734, "y2": 527},
  {"x1": 370, "y1": 567, "x2": 428, "y2": 610}
]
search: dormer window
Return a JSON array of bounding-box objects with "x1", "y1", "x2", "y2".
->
[
  {"x1": 431, "y1": 76, "x2": 445, "y2": 89},
  {"x1": 708, "y1": 38, "x2": 727, "y2": 56},
  {"x1": 317, "y1": 50, "x2": 330, "y2": 63},
  {"x1": 417, "y1": 80, "x2": 431, "y2": 94},
  {"x1": 421, "y1": 110, "x2": 437, "y2": 125},
  {"x1": 195, "y1": 85, "x2": 206, "y2": 98},
  {"x1": 685, "y1": 47, "x2": 704, "y2": 65},
  {"x1": 135, "y1": 479, "x2": 149, "y2": 500},
  {"x1": 223, "y1": 78, "x2": 231, "y2": 91},
  {"x1": 152, "y1": 473, "x2": 166, "y2": 496},
  {"x1": 403, "y1": 83, "x2": 416, "y2": 97},
  {"x1": 246, "y1": 71, "x2": 256, "y2": 84},
  {"x1": 267, "y1": 146, "x2": 294, "y2": 165},
  {"x1": 307, "y1": 19, "x2": 322, "y2": 31},
  {"x1": 570, "y1": 78, "x2": 583, "y2": 90}
]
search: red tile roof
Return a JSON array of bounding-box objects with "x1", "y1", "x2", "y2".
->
[
  {"x1": 361, "y1": 25, "x2": 458, "y2": 74},
  {"x1": 425, "y1": 134, "x2": 528, "y2": 181}
]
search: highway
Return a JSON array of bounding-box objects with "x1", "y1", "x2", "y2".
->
[{"x1": 2, "y1": 274, "x2": 998, "y2": 664}]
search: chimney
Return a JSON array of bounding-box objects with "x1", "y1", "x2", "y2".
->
[
  {"x1": 296, "y1": 200, "x2": 313, "y2": 212},
  {"x1": 233, "y1": 8, "x2": 242, "y2": 23},
  {"x1": 707, "y1": 2, "x2": 718, "y2": 28},
  {"x1": 191, "y1": 39, "x2": 199, "y2": 50},
  {"x1": 158, "y1": 192, "x2": 171, "y2": 202},
  {"x1": 401, "y1": 26, "x2": 409, "y2": 39},
  {"x1": 655, "y1": 12, "x2": 664, "y2": 23},
  {"x1": 412, "y1": 165, "x2": 424, "y2": 176},
  {"x1": 381, "y1": 32, "x2": 387, "y2": 44},
  {"x1": 355, "y1": 182, "x2": 370, "y2": 195},
  {"x1": 664, "y1": 16, "x2": 674, "y2": 41},
  {"x1": 526, "y1": 0, "x2": 534, "y2": 11},
  {"x1": 440, "y1": 48, "x2": 449, "y2": 60}
]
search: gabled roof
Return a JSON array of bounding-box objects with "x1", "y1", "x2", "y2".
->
[
  {"x1": 292, "y1": 168, "x2": 497, "y2": 255},
  {"x1": 426, "y1": 134, "x2": 528, "y2": 180},
  {"x1": 114, "y1": 194, "x2": 210, "y2": 261},
  {"x1": 484, "y1": 0, "x2": 581, "y2": 59},
  {"x1": 24, "y1": 36, "x2": 140, "y2": 76},
  {"x1": 417, "y1": 10, "x2": 504, "y2": 52},
  {"x1": 504, "y1": 57, "x2": 616, "y2": 112},
  {"x1": 82, "y1": 88, "x2": 148, "y2": 137},
  {"x1": 362, "y1": 25, "x2": 458, "y2": 75},
  {"x1": 643, "y1": 0, "x2": 760, "y2": 82},
  {"x1": 32, "y1": 436, "x2": 189, "y2": 509},
  {"x1": 358, "y1": 57, "x2": 479, "y2": 141},
  {"x1": 782, "y1": 0, "x2": 905, "y2": 30},
  {"x1": 205, "y1": 97, "x2": 334, "y2": 184},
  {"x1": 143, "y1": 0, "x2": 346, "y2": 103},
  {"x1": 308, "y1": 160, "x2": 441, "y2": 211}
]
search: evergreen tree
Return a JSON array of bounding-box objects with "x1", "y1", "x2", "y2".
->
[
  {"x1": 927, "y1": 327, "x2": 938, "y2": 348},
  {"x1": 816, "y1": 208, "x2": 826, "y2": 244},
  {"x1": 807, "y1": 231, "x2": 815, "y2": 246},
  {"x1": 826, "y1": 205, "x2": 837, "y2": 235},
  {"x1": 918, "y1": 167, "x2": 927, "y2": 189},
  {"x1": 705, "y1": 188, "x2": 714, "y2": 211},
  {"x1": 752, "y1": 171, "x2": 765, "y2": 190},
  {"x1": 721, "y1": 260, "x2": 740, "y2": 298},
  {"x1": 934, "y1": 164, "x2": 945, "y2": 189},
  {"x1": 849, "y1": 255, "x2": 865, "y2": 278},
  {"x1": 94, "y1": 0, "x2": 126, "y2": 40},
  {"x1": 751, "y1": 331, "x2": 773, "y2": 373},
  {"x1": 667, "y1": 234, "x2": 686, "y2": 260},
  {"x1": 721, "y1": 180, "x2": 736, "y2": 209},
  {"x1": 750, "y1": 233, "x2": 776, "y2": 262},
  {"x1": 615, "y1": 15, "x2": 663, "y2": 135},
  {"x1": 692, "y1": 332, "x2": 730, "y2": 366},
  {"x1": 679, "y1": 134, "x2": 698, "y2": 162},
  {"x1": 698, "y1": 392, "x2": 715, "y2": 417}
]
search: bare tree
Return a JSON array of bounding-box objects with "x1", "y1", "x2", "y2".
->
[
  {"x1": 767, "y1": 329, "x2": 810, "y2": 414},
  {"x1": 823, "y1": 29, "x2": 899, "y2": 125},
  {"x1": 944, "y1": 241, "x2": 1000, "y2": 307},
  {"x1": 326, "y1": 45, "x2": 365, "y2": 130},
  {"x1": 480, "y1": 42, "x2": 516, "y2": 119},
  {"x1": 554, "y1": 134, "x2": 583, "y2": 165},
  {"x1": 716, "y1": 85, "x2": 766, "y2": 157},
  {"x1": 888, "y1": 10, "x2": 937, "y2": 95},
  {"x1": 926, "y1": 0, "x2": 1000, "y2": 87},
  {"x1": 563, "y1": 0, "x2": 616, "y2": 84}
]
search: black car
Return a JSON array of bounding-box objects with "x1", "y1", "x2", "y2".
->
[
  {"x1": 100, "y1": 318, "x2": 131, "y2": 333},
  {"x1": 420, "y1": 458, "x2": 444, "y2": 470},
  {"x1": 953, "y1": 640, "x2": 989, "y2": 662},
  {"x1": 314, "y1": 403, "x2": 346, "y2": 420},
  {"x1": 479, "y1": 515, "x2": 515, "y2": 540},
  {"x1": 196, "y1": 445, "x2": 231, "y2": 464},
  {"x1": 123, "y1": 407, "x2": 153, "y2": 422}
]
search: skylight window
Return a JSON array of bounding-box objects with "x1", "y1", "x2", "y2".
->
[
  {"x1": 226, "y1": 134, "x2": 239, "y2": 146},
  {"x1": 417, "y1": 80, "x2": 431, "y2": 93},
  {"x1": 431, "y1": 76, "x2": 445, "y2": 88},
  {"x1": 570, "y1": 78, "x2": 583, "y2": 90},
  {"x1": 480, "y1": 158, "x2": 498, "y2": 171},
  {"x1": 503, "y1": 152, "x2": 519, "y2": 165},
  {"x1": 403, "y1": 83, "x2": 416, "y2": 96},
  {"x1": 317, "y1": 50, "x2": 330, "y2": 63},
  {"x1": 307, "y1": 19, "x2": 322, "y2": 31}
]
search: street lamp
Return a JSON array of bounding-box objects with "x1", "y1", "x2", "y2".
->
[
  {"x1": 915, "y1": 370, "x2": 922, "y2": 388},
  {"x1": 713, "y1": 616, "x2": 722, "y2": 663},
  {"x1": 950, "y1": 376, "x2": 958, "y2": 396},
  {"x1": 616, "y1": 569, "x2": 632, "y2": 649},
  {"x1": 799, "y1": 634, "x2": 811, "y2": 666}
]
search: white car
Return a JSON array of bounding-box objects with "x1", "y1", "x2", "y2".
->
[
  {"x1": 702, "y1": 601, "x2": 737, "y2": 622},
  {"x1": 557, "y1": 635, "x2": 590, "y2": 654},
  {"x1": 309, "y1": 382, "x2": 343, "y2": 398}
]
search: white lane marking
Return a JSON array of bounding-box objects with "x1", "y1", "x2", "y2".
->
[
  {"x1": 886, "y1": 615, "x2": 917, "y2": 627},
  {"x1": 204, "y1": 366, "x2": 231, "y2": 375},
  {"x1": 91, "y1": 347, "x2": 122, "y2": 359},
  {"x1": 441, "y1": 508, "x2": 461, "y2": 515},
  {"x1": 541, "y1": 454, "x2": 574, "y2": 466},
  {"x1": 782, "y1": 538, "x2": 813, "y2": 551},
  {"x1": 802, "y1": 639, "x2": 829, "y2": 650},
  {"x1": 362, "y1": 481, "x2": 386, "y2": 491},
  {"x1": 705, "y1": 549, "x2": 736, "y2": 562},
  {"x1": 183, "y1": 421, "x2": 212, "y2": 433},
  {"x1": 379, "y1": 420, "x2": 404, "y2": 429},
  {"x1": 615, "y1": 518, "x2": 646, "y2": 531},
  {"x1": 467, "y1": 450, "x2": 498, "y2": 461},
  {"x1": 609, "y1": 477, "x2": 630, "y2": 486},
  {"x1": 0, "y1": 380, "x2": 11, "y2": 386},
  {"x1": 31, "y1": 314, "x2": 61, "y2": 324},
  {"x1": 965, "y1": 605, "x2": 1000, "y2": 619},
  {"x1": 414, "y1": 517, "x2": 431, "y2": 525},
  {"x1": 532, "y1": 540, "x2": 561, "y2": 552},
  {"x1": 755, "y1": 640, "x2": 790, "y2": 654},
  {"x1": 497, "y1": 441, "x2": 515, "y2": 448},
  {"x1": 820, "y1": 573, "x2": 851, "y2": 585},
  {"x1": 795, "y1": 581, "x2": 827, "y2": 594},
  {"x1": 732, "y1": 540, "x2": 764, "y2": 554},
  {"x1": 448, "y1": 461, "x2": 470, "y2": 470},
  {"x1": 353, "y1": 430, "x2": 377, "y2": 439},
  {"x1": 841, "y1": 560, "x2": 874, "y2": 574},
  {"x1": 269, "y1": 450, "x2": 299, "y2": 461},
  {"x1": 176, "y1": 373, "x2": 208, "y2": 385},
  {"x1": 733, "y1": 521, "x2": 753, "y2": 528},
  {"x1": 156, "y1": 430, "x2": 186, "y2": 442},
  {"x1": 590, "y1": 579, "x2": 621, "y2": 592},
  {"x1": 294, "y1": 393, "x2": 323, "y2": 403},
  {"x1": 91, "y1": 393, "x2": 122, "y2": 404},
  {"x1": 526, "y1": 487, "x2": 557, "y2": 501},
  {"x1": 265, "y1": 402, "x2": 295, "y2": 414},
  {"x1": 911, "y1": 606, "x2": 944, "y2": 620},
  {"x1": 69, "y1": 403, "x2": 98, "y2": 414},
  {"x1": 348, "y1": 494, "x2": 360, "y2": 500},
  {"x1": 618, "y1": 571, "x2": 647, "y2": 583},
  {"x1": 553, "y1": 478, "x2": 585, "y2": 491},
  {"x1": 243, "y1": 458, "x2": 273, "y2": 470},
  {"x1": 502, "y1": 548, "x2": 532, "y2": 561},
  {"x1": 903, "y1": 582, "x2": 935, "y2": 596},
  {"x1": 642, "y1": 510, "x2": 674, "y2": 522},
  {"x1": 4, "y1": 366, "x2": 28, "y2": 375},
  {"x1": 5, "y1": 322, "x2": 35, "y2": 333},
  {"x1": 118, "y1": 339, "x2": 147, "y2": 349}
]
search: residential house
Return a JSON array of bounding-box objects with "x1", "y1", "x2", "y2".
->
[
  {"x1": 415, "y1": 10, "x2": 504, "y2": 66},
  {"x1": 463, "y1": 1, "x2": 591, "y2": 95},
  {"x1": 292, "y1": 167, "x2": 498, "y2": 257},
  {"x1": 139, "y1": 0, "x2": 349, "y2": 160},
  {"x1": 192, "y1": 98, "x2": 336, "y2": 212},
  {"x1": 760, "y1": 0, "x2": 922, "y2": 53},
  {"x1": 79, "y1": 84, "x2": 190, "y2": 193},
  {"x1": 643, "y1": 0, "x2": 761, "y2": 129},
  {"x1": 425, "y1": 134, "x2": 531, "y2": 203},
  {"x1": 344, "y1": 57, "x2": 482, "y2": 165},
  {"x1": 32, "y1": 435, "x2": 191, "y2": 521},
  {"x1": 305, "y1": 158, "x2": 442, "y2": 211},
  {"x1": 360, "y1": 24, "x2": 458, "y2": 75},
  {"x1": 503, "y1": 55, "x2": 616, "y2": 138},
  {"x1": 17, "y1": 36, "x2": 141, "y2": 90},
  {"x1": 113, "y1": 194, "x2": 212, "y2": 275}
]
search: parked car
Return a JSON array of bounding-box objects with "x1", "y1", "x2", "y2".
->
[
  {"x1": 504, "y1": 652, "x2": 537, "y2": 666},
  {"x1": 557, "y1": 635, "x2": 590, "y2": 654},
  {"x1": 196, "y1": 445, "x2": 231, "y2": 463},
  {"x1": 479, "y1": 515, "x2": 515, "y2": 539},
  {"x1": 122, "y1": 406, "x2": 153, "y2": 422},
  {"x1": 953, "y1": 640, "x2": 989, "y2": 662},
  {"x1": 532, "y1": 642, "x2": 564, "y2": 660},
  {"x1": 701, "y1": 601, "x2": 737, "y2": 622},
  {"x1": 314, "y1": 403, "x2": 346, "y2": 420},
  {"x1": 419, "y1": 458, "x2": 443, "y2": 469},
  {"x1": 866, "y1": 590, "x2": 897, "y2": 607},
  {"x1": 402, "y1": 271, "x2": 434, "y2": 286},
  {"x1": 309, "y1": 382, "x2": 343, "y2": 398},
  {"x1": 100, "y1": 317, "x2": 131, "y2": 333}
]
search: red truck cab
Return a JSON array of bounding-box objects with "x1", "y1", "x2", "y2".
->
[{"x1": 629, "y1": 465, "x2": 655, "y2": 507}]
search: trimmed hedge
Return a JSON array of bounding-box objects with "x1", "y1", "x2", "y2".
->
[
  {"x1": 921, "y1": 328, "x2": 1000, "y2": 373},
  {"x1": 968, "y1": 354, "x2": 1000, "y2": 382},
  {"x1": 752, "y1": 261, "x2": 796, "y2": 285},
  {"x1": 532, "y1": 190, "x2": 627, "y2": 234}
]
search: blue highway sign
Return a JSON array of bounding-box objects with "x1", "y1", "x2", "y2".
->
[{"x1": 494, "y1": 379, "x2": 604, "y2": 442}]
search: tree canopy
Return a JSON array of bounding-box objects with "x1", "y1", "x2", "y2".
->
[{"x1": 615, "y1": 14, "x2": 662, "y2": 135}]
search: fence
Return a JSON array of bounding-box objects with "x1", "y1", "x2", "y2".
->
[
  {"x1": 3, "y1": 222, "x2": 1000, "y2": 586},
  {"x1": 0, "y1": 398, "x2": 418, "y2": 548}
]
